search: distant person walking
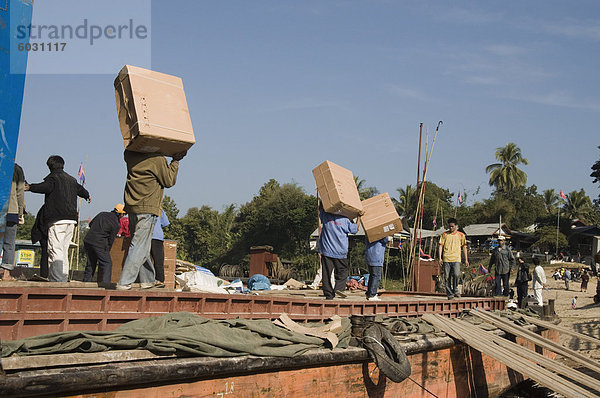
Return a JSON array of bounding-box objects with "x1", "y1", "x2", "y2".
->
[
  {"x1": 532, "y1": 257, "x2": 547, "y2": 306},
  {"x1": 580, "y1": 269, "x2": 589, "y2": 292},
  {"x1": 489, "y1": 236, "x2": 515, "y2": 296},
  {"x1": 26, "y1": 155, "x2": 91, "y2": 282},
  {"x1": 439, "y1": 218, "x2": 469, "y2": 300},
  {"x1": 317, "y1": 202, "x2": 358, "y2": 300},
  {"x1": 364, "y1": 236, "x2": 389, "y2": 301},
  {"x1": 514, "y1": 258, "x2": 532, "y2": 308},
  {"x1": 1, "y1": 164, "x2": 26, "y2": 280},
  {"x1": 116, "y1": 150, "x2": 186, "y2": 290},
  {"x1": 563, "y1": 268, "x2": 571, "y2": 290}
]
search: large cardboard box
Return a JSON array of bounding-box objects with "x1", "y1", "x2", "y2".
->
[
  {"x1": 114, "y1": 65, "x2": 195, "y2": 156},
  {"x1": 312, "y1": 160, "x2": 363, "y2": 219},
  {"x1": 361, "y1": 192, "x2": 403, "y2": 243}
]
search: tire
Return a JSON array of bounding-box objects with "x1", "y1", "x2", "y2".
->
[{"x1": 362, "y1": 323, "x2": 411, "y2": 383}]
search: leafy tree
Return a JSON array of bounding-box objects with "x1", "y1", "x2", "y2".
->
[
  {"x1": 227, "y1": 179, "x2": 318, "y2": 263},
  {"x1": 501, "y1": 185, "x2": 546, "y2": 229},
  {"x1": 393, "y1": 185, "x2": 416, "y2": 220},
  {"x1": 591, "y1": 146, "x2": 600, "y2": 207},
  {"x1": 542, "y1": 189, "x2": 559, "y2": 214},
  {"x1": 533, "y1": 225, "x2": 567, "y2": 253},
  {"x1": 562, "y1": 189, "x2": 594, "y2": 223},
  {"x1": 16, "y1": 213, "x2": 35, "y2": 240},
  {"x1": 354, "y1": 175, "x2": 379, "y2": 200},
  {"x1": 485, "y1": 142, "x2": 529, "y2": 193}
]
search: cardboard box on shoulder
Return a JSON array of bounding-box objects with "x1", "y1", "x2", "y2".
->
[
  {"x1": 114, "y1": 65, "x2": 195, "y2": 156},
  {"x1": 312, "y1": 160, "x2": 363, "y2": 219},
  {"x1": 361, "y1": 192, "x2": 403, "y2": 243}
]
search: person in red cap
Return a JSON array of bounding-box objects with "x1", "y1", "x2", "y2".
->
[{"x1": 83, "y1": 204, "x2": 126, "y2": 287}]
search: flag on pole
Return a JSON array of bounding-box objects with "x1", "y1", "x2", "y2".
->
[
  {"x1": 559, "y1": 190, "x2": 566, "y2": 200},
  {"x1": 457, "y1": 191, "x2": 463, "y2": 206},
  {"x1": 432, "y1": 218, "x2": 437, "y2": 228},
  {"x1": 78, "y1": 163, "x2": 85, "y2": 184}
]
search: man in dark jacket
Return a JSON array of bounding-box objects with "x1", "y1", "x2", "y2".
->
[
  {"x1": 489, "y1": 236, "x2": 515, "y2": 296},
  {"x1": 83, "y1": 204, "x2": 126, "y2": 286},
  {"x1": 26, "y1": 155, "x2": 91, "y2": 282},
  {"x1": 117, "y1": 150, "x2": 186, "y2": 290}
]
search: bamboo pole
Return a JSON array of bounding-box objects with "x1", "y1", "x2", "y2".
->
[{"x1": 69, "y1": 155, "x2": 87, "y2": 280}]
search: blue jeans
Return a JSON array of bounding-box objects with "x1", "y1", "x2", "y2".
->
[
  {"x1": 118, "y1": 214, "x2": 157, "y2": 285},
  {"x1": 367, "y1": 265, "x2": 382, "y2": 297},
  {"x1": 444, "y1": 262, "x2": 461, "y2": 297},
  {"x1": 1, "y1": 221, "x2": 18, "y2": 270}
]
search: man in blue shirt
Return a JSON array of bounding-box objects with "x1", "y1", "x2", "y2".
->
[
  {"x1": 365, "y1": 236, "x2": 389, "y2": 301},
  {"x1": 317, "y1": 204, "x2": 358, "y2": 300}
]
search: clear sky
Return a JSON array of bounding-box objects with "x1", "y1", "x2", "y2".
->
[{"x1": 16, "y1": 1, "x2": 600, "y2": 221}]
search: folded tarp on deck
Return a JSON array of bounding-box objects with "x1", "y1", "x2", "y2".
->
[{"x1": 1, "y1": 312, "x2": 351, "y2": 358}]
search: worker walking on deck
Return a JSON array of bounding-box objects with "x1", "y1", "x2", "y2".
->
[
  {"x1": 439, "y1": 218, "x2": 469, "y2": 300},
  {"x1": 116, "y1": 150, "x2": 186, "y2": 290},
  {"x1": 317, "y1": 202, "x2": 358, "y2": 300},
  {"x1": 83, "y1": 204, "x2": 127, "y2": 286},
  {"x1": 26, "y1": 156, "x2": 91, "y2": 282},
  {"x1": 364, "y1": 236, "x2": 389, "y2": 301},
  {"x1": 489, "y1": 236, "x2": 515, "y2": 296},
  {"x1": 532, "y1": 257, "x2": 547, "y2": 306}
]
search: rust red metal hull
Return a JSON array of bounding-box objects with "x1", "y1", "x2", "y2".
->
[{"x1": 0, "y1": 285, "x2": 505, "y2": 341}]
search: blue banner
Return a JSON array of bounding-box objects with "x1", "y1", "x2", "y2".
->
[{"x1": 0, "y1": 0, "x2": 33, "y2": 242}]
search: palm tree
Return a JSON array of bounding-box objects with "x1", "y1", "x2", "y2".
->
[
  {"x1": 353, "y1": 175, "x2": 378, "y2": 200},
  {"x1": 542, "y1": 189, "x2": 559, "y2": 214},
  {"x1": 563, "y1": 189, "x2": 593, "y2": 221},
  {"x1": 393, "y1": 184, "x2": 416, "y2": 219},
  {"x1": 485, "y1": 142, "x2": 529, "y2": 193}
]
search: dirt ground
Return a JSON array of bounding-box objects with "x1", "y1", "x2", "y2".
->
[{"x1": 538, "y1": 263, "x2": 600, "y2": 362}]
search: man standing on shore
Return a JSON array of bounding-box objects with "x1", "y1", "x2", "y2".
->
[
  {"x1": 532, "y1": 257, "x2": 547, "y2": 306},
  {"x1": 439, "y1": 218, "x2": 468, "y2": 300}
]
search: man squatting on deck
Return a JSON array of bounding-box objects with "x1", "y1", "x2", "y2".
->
[
  {"x1": 26, "y1": 156, "x2": 91, "y2": 282},
  {"x1": 364, "y1": 236, "x2": 389, "y2": 301},
  {"x1": 438, "y1": 218, "x2": 468, "y2": 300},
  {"x1": 116, "y1": 150, "x2": 186, "y2": 290},
  {"x1": 317, "y1": 202, "x2": 358, "y2": 300}
]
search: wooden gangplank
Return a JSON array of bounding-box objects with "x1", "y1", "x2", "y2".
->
[{"x1": 423, "y1": 311, "x2": 600, "y2": 398}]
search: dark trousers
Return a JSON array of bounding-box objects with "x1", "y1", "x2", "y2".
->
[
  {"x1": 496, "y1": 272, "x2": 510, "y2": 296},
  {"x1": 321, "y1": 255, "x2": 348, "y2": 299},
  {"x1": 367, "y1": 265, "x2": 382, "y2": 297},
  {"x1": 39, "y1": 236, "x2": 49, "y2": 278},
  {"x1": 516, "y1": 282, "x2": 528, "y2": 308},
  {"x1": 83, "y1": 242, "x2": 113, "y2": 284},
  {"x1": 150, "y1": 239, "x2": 165, "y2": 283}
]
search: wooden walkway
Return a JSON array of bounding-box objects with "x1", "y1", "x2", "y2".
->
[{"x1": 423, "y1": 309, "x2": 600, "y2": 398}]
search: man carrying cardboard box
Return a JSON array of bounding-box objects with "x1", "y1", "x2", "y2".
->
[
  {"x1": 116, "y1": 150, "x2": 186, "y2": 290},
  {"x1": 364, "y1": 236, "x2": 390, "y2": 301},
  {"x1": 317, "y1": 202, "x2": 358, "y2": 300}
]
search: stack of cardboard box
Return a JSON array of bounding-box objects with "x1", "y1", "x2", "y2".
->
[
  {"x1": 114, "y1": 65, "x2": 195, "y2": 156},
  {"x1": 312, "y1": 160, "x2": 402, "y2": 243}
]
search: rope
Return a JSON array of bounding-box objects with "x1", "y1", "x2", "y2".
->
[{"x1": 407, "y1": 376, "x2": 440, "y2": 398}]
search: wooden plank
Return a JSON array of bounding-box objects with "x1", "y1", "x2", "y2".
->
[
  {"x1": 423, "y1": 313, "x2": 599, "y2": 398},
  {"x1": 470, "y1": 309, "x2": 600, "y2": 374},
  {"x1": 1, "y1": 349, "x2": 173, "y2": 371},
  {"x1": 518, "y1": 313, "x2": 600, "y2": 346}
]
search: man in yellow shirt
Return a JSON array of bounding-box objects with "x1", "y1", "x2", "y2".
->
[{"x1": 438, "y1": 218, "x2": 469, "y2": 299}]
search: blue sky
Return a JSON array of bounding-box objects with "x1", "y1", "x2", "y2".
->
[{"x1": 16, "y1": 1, "x2": 600, "y2": 221}]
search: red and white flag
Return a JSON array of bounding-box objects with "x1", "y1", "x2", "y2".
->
[{"x1": 559, "y1": 190, "x2": 566, "y2": 200}]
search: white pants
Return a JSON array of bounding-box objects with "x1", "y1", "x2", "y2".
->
[
  {"x1": 310, "y1": 262, "x2": 335, "y2": 288},
  {"x1": 533, "y1": 288, "x2": 544, "y2": 306},
  {"x1": 48, "y1": 222, "x2": 75, "y2": 282}
]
